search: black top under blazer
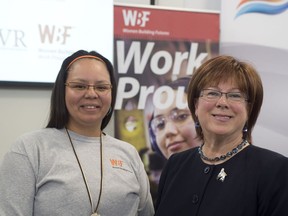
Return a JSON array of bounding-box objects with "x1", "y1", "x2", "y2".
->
[{"x1": 155, "y1": 145, "x2": 288, "y2": 216}]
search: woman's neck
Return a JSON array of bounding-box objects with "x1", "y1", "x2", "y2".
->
[{"x1": 66, "y1": 123, "x2": 101, "y2": 137}]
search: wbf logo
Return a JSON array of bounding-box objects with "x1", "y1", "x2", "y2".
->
[
  {"x1": 122, "y1": 9, "x2": 151, "y2": 27},
  {"x1": 235, "y1": 0, "x2": 288, "y2": 18},
  {"x1": 38, "y1": 24, "x2": 72, "y2": 44}
]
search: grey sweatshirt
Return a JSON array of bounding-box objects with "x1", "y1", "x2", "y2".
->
[{"x1": 0, "y1": 128, "x2": 154, "y2": 216}]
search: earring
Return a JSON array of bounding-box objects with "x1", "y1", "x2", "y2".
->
[
  {"x1": 243, "y1": 123, "x2": 248, "y2": 133},
  {"x1": 242, "y1": 123, "x2": 248, "y2": 140},
  {"x1": 195, "y1": 121, "x2": 201, "y2": 128},
  {"x1": 194, "y1": 115, "x2": 201, "y2": 128}
]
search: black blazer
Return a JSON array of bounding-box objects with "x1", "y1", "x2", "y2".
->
[{"x1": 155, "y1": 145, "x2": 288, "y2": 216}]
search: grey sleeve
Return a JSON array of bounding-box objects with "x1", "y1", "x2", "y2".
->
[
  {"x1": 0, "y1": 151, "x2": 36, "y2": 216},
  {"x1": 136, "y1": 152, "x2": 155, "y2": 216}
]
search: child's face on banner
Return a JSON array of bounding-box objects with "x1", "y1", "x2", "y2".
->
[{"x1": 153, "y1": 91, "x2": 200, "y2": 158}]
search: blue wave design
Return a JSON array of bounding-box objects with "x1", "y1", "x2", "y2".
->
[{"x1": 235, "y1": 2, "x2": 288, "y2": 18}]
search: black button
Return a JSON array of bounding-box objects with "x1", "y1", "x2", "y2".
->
[
  {"x1": 204, "y1": 166, "x2": 210, "y2": 174},
  {"x1": 192, "y1": 194, "x2": 199, "y2": 204}
]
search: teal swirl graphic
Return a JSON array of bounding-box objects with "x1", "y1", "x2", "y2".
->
[{"x1": 235, "y1": 0, "x2": 288, "y2": 18}]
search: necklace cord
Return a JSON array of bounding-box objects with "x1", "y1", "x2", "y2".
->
[
  {"x1": 95, "y1": 134, "x2": 103, "y2": 212},
  {"x1": 65, "y1": 128, "x2": 103, "y2": 214}
]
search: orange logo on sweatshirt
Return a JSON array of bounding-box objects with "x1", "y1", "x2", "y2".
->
[
  {"x1": 109, "y1": 158, "x2": 133, "y2": 173},
  {"x1": 109, "y1": 159, "x2": 123, "y2": 167}
]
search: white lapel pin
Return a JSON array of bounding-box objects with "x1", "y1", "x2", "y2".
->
[{"x1": 217, "y1": 168, "x2": 227, "y2": 182}]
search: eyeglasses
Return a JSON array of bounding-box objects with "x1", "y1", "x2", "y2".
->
[
  {"x1": 151, "y1": 110, "x2": 192, "y2": 134},
  {"x1": 200, "y1": 89, "x2": 247, "y2": 103},
  {"x1": 65, "y1": 82, "x2": 112, "y2": 95}
]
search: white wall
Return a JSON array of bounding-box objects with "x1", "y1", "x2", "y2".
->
[
  {"x1": 0, "y1": 0, "x2": 220, "y2": 161},
  {"x1": 114, "y1": 0, "x2": 220, "y2": 11},
  {"x1": 0, "y1": 88, "x2": 51, "y2": 160}
]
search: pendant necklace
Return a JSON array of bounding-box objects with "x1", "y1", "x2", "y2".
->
[{"x1": 65, "y1": 128, "x2": 103, "y2": 216}]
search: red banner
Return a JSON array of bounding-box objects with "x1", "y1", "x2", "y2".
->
[
  {"x1": 113, "y1": 4, "x2": 219, "y2": 205},
  {"x1": 114, "y1": 5, "x2": 219, "y2": 41}
]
